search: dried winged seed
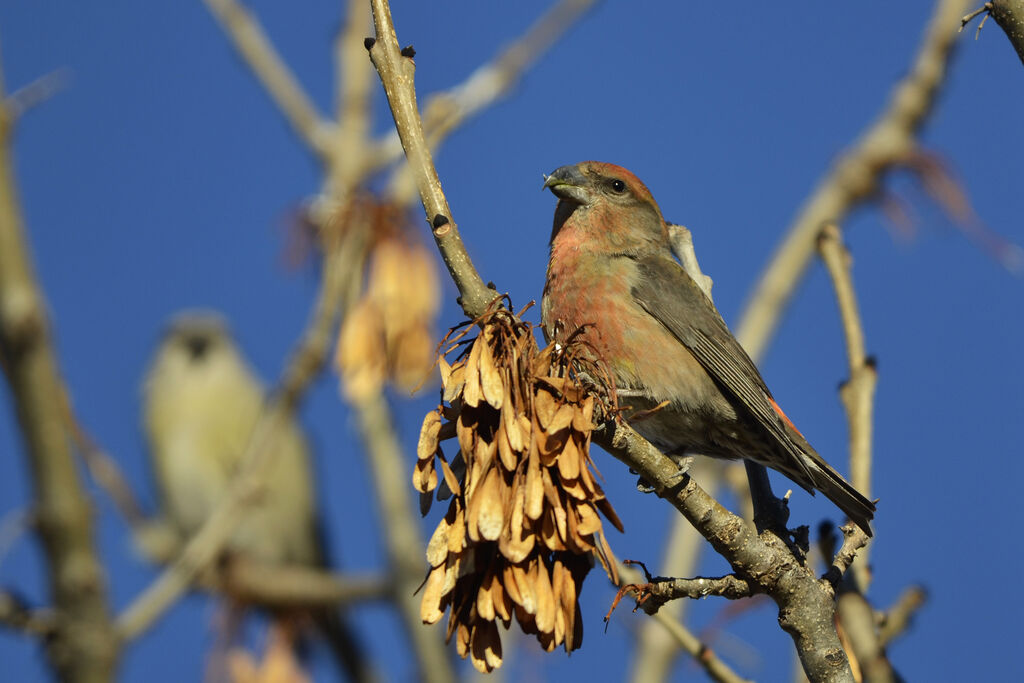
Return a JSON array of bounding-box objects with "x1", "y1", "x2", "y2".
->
[
  {"x1": 530, "y1": 559, "x2": 556, "y2": 636},
  {"x1": 412, "y1": 455, "x2": 437, "y2": 494},
  {"x1": 476, "y1": 467, "x2": 505, "y2": 542},
  {"x1": 525, "y1": 441, "x2": 544, "y2": 521},
  {"x1": 569, "y1": 601, "x2": 583, "y2": 652},
  {"x1": 560, "y1": 476, "x2": 587, "y2": 501},
  {"x1": 465, "y1": 447, "x2": 489, "y2": 501},
  {"x1": 595, "y1": 531, "x2": 620, "y2": 584},
  {"x1": 476, "y1": 575, "x2": 496, "y2": 622},
  {"x1": 463, "y1": 335, "x2": 484, "y2": 407},
  {"x1": 596, "y1": 497, "x2": 625, "y2": 533},
  {"x1": 534, "y1": 389, "x2": 557, "y2": 428},
  {"x1": 500, "y1": 400, "x2": 523, "y2": 452},
  {"x1": 437, "y1": 452, "x2": 462, "y2": 498},
  {"x1": 538, "y1": 427, "x2": 566, "y2": 467},
  {"x1": 517, "y1": 413, "x2": 532, "y2": 446},
  {"x1": 500, "y1": 487, "x2": 534, "y2": 562},
  {"x1": 560, "y1": 561, "x2": 578, "y2": 644},
  {"x1": 551, "y1": 560, "x2": 565, "y2": 646},
  {"x1": 541, "y1": 508, "x2": 566, "y2": 552},
  {"x1": 540, "y1": 465, "x2": 563, "y2": 510},
  {"x1": 577, "y1": 452, "x2": 597, "y2": 495},
  {"x1": 426, "y1": 514, "x2": 451, "y2": 567},
  {"x1": 456, "y1": 416, "x2": 475, "y2": 470},
  {"x1": 443, "y1": 361, "x2": 466, "y2": 403},
  {"x1": 536, "y1": 375, "x2": 566, "y2": 394},
  {"x1": 420, "y1": 564, "x2": 447, "y2": 624},
  {"x1": 556, "y1": 434, "x2": 581, "y2": 480},
  {"x1": 573, "y1": 395, "x2": 596, "y2": 432},
  {"x1": 575, "y1": 502, "x2": 603, "y2": 536},
  {"x1": 474, "y1": 430, "x2": 499, "y2": 470},
  {"x1": 532, "y1": 344, "x2": 553, "y2": 376},
  {"x1": 438, "y1": 355, "x2": 453, "y2": 387},
  {"x1": 514, "y1": 602, "x2": 537, "y2": 635},
  {"x1": 502, "y1": 563, "x2": 523, "y2": 607},
  {"x1": 496, "y1": 422, "x2": 518, "y2": 472},
  {"x1": 538, "y1": 627, "x2": 556, "y2": 653},
  {"x1": 469, "y1": 620, "x2": 502, "y2": 673},
  {"x1": 442, "y1": 555, "x2": 461, "y2": 596},
  {"x1": 549, "y1": 403, "x2": 575, "y2": 434},
  {"x1": 511, "y1": 563, "x2": 537, "y2": 615},
  {"x1": 478, "y1": 335, "x2": 505, "y2": 410},
  {"x1": 456, "y1": 622, "x2": 471, "y2": 658},
  {"x1": 491, "y1": 570, "x2": 512, "y2": 622},
  {"x1": 417, "y1": 410, "x2": 442, "y2": 462},
  {"x1": 447, "y1": 502, "x2": 466, "y2": 554}
]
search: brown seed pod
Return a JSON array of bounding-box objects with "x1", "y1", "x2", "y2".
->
[{"x1": 414, "y1": 304, "x2": 622, "y2": 670}]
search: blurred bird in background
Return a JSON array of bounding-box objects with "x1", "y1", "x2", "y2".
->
[
  {"x1": 143, "y1": 311, "x2": 369, "y2": 681},
  {"x1": 541, "y1": 161, "x2": 875, "y2": 535}
]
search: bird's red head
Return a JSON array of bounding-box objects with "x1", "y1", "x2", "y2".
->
[{"x1": 543, "y1": 161, "x2": 667, "y2": 253}]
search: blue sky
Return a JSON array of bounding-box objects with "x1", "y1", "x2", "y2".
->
[{"x1": 1, "y1": 1, "x2": 1022, "y2": 681}]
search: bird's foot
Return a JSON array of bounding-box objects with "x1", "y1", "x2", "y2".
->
[{"x1": 632, "y1": 454, "x2": 692, "y2": 492}]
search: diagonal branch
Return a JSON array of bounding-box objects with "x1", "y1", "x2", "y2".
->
[
  {"x1": 0, "y1": 64, "x2": 119, "y2": 681},
  {"x1": 202, "y1": 0, "x2": 334, "y2": 158},
  {"x1": 962, "y1": 1, "x2": 1024, "y2": 64},
  {"x1": 381, "y1": 0, "x2": 597, "y2": 204},
  {"x1": 367, "y1": 0, "x2": 495, "y2": 318}
]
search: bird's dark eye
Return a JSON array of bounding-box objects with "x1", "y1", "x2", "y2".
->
[{"x1": 610, "y1": 179, "x2": 626, "y2": 193}]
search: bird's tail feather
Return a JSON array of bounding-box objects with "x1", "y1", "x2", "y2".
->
[{"x1": 800, "y1": 451, "x2": 876, "y2": 537}]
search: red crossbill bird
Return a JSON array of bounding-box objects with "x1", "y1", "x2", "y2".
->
[{"x1": 541, "y1": 162, "x2": 875, "y2": 535}]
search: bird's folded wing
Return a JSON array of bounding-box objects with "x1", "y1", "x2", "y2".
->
[{"x1": 629, "y1": 254, "x2": 815, "y2": 483}]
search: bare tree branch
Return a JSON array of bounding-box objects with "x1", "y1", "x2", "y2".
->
[
  {"x1": 646, "y1": 611, "x2": 754, "y2": 683},
  {"x1": 630, "y1": 461, "x2": 724, "y2": 683},
  {"x1": 0, "y1": 61, "x2": 120, "y2": 682},
  {"x1": 350, "y1": 391, "x2": 456, "y2": 683},
  {"x1": 0, "y1": 590, "x2": 55, "y2": 637},
  {"x1": 202, "y1": 0, "x2": 335, "y2": 157},
  {"x1": 596, "y1": 421, "x2": 860, "y2": 683},
  {"x1": 219, "y1": 560, "x2": 391, "y2": 609},
  {"x1": 877, "y1": 585, "x2": 927, "y2": 647},
  {"x1": 735, "y1": 0, "x2": 971, "y2": 360},
  {"x1": 367, "y1": 0, "x2": 496, "y2": 319},
  {"x1": 818, "y1": 223, "x2": 878, "y2": 591},
  {"x1": 962, "y1": 2, "x2": 1024, "y2": 64},
  {"x1": 381, "y1": 0, "x2": 598, "y2": 205}
]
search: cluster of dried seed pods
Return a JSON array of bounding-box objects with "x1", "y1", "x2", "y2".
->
[
  {"x1": 415, "y1": 308, "x2": 622, "y2": 672},
  {"x1": 335, "y1": 202, "x2": 439, "y2": 400}
]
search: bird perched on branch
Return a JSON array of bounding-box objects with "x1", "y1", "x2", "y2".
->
[
  {"x1": 541, "y1": 162, "x2": 875, "y2": 535},
  {"x1": 143, "y1": 312, "x2": 369, "y2": 680}
]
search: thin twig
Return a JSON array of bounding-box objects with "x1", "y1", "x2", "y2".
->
[
  {"x1": 219, "y1": 560, "x2": 391, "y2": 609},
  {"x1": 735, "y1": 0, "x2": 971, "y2": 360},
  {"x1": 0, "y1": 59, "x2": 119, "y2": 681},
  {"x1": 327, "y1": 0, "x2": 375, "y2": 195},
  {"x1": 202, "y1": 0, "x2": 334, "y2": 157},
  {"x1": 649, "y1": 612, "x2": 754, "y2": 683},
  {"x1": 877, "y1": 585, "x2": 927, "y2": 647},
  {"x1": 350, "y1": 391, "x2": 456, "y2": 683},
  {"x1": 964, "y1": 1, "x2": 1024, "y2": 64},
  {"x1": 367, "y1": 0, "x2": 495, "y2": 318},
  {"x1": 2, "y1": 68, "x2": 69, "y2": 123},
  {"x1": 0, "y1": 591, "x2": 55, "y2": 637},
  {"x1": 629, "y1": 461, "x2": 723, "y2": 683},
  {"x1": 381, "y1": 0, "x2": 598, "y2": 205},
  {"x1": 616, "y1": 562, "x2": 752, "y2": 683},
  {"x1": 817, "y1": 223, "x2": 877, "y2": 592}
]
